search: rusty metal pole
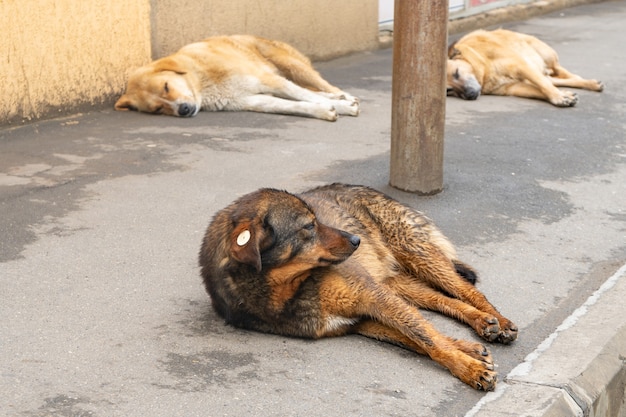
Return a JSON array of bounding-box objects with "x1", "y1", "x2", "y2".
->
[{"x1": 389, "y1": 0, "x2": 448, "y2": 195}]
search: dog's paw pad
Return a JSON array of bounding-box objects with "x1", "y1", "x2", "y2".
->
[
  {"x1": 461, "y1": 357, "x2": 498, "y2": 391},
  {"x1": 595, "y1": 80, "x2": 605, "y2": 92},
  {"x1": 349, "y1": 101, "x2": 360, "y2": 116},
  {"x1": 472, "y1": 344, "x2": 493, "y2": 364},
  {"x1": 477, "y1": 316, "x2": 500, "y2": 342},
  {"x1": 333, "y1": 100, "x2": 359, "y2": 117},
  {"x1": 324, "y1": 108, "x2": 339, "y2": 122},
  {"x1": 497, "y1": 320, "x2": 518, "y2": 344},
  {"x1": 476, "y1": 370, "x2": 497, "y2": 391},
  {"x1": 339, "y1": 92, "x2": 359, "y2": 104},
  {"x1": 554, "y1": 92, "x2": 578, "y2": 107}
]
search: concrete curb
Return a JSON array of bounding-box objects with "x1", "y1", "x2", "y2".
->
[{"x1": 467, "y1": 264, "x2": 626, "y2": 417}]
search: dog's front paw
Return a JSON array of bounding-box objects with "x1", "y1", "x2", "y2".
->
[
  {"x1": 593, "y1": 80, "x2": 604, "y2": 92},
  {"x1": 322, "y1": 107, "x2": 339, "y2": 122},
  {"x1": 552, "y1": 91, "x2": 578, "y2": 107},
  {"x1": 346, "y1": 99, "x2": 360, "y2": 116},
  {"x1": 454, "y1": 339, "x2": 493, "y2": 364},
  {"x1": 474, "y1": 366, "x2": 498, "y2": 391},
  {"x1": 474, "y1": 315, "x2": 501, "y2": 342},
  {"x1": 475, "y1": 314, "x2": 518, "y2": 344},
  {"x1": 456, "y1": 355, "x2": 498, "y2": 391},
  {"x1": 440, "y1": 345, "x2": 498, "y2": 391},
  {"x1": 333, "y1": 99, "x2": 360, "y2": 117},
  {"x1": 496, "y1": 318, "x2": 518, "y2": 344},
  {"x1": 338, "y1": 92, "x2": 359, "y2": 104}
]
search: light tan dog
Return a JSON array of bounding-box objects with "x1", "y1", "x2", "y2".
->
[
  {"x1": 447, "y1": 29, "x2": 603, "y2": 107},
  {"x1": 115, "y1": 35, "x2": 359, "y2": 121}
]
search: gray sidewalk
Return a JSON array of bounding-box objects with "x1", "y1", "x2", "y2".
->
[{"x1": 1, "y1": 2, "x2": 625, "y2": 416}]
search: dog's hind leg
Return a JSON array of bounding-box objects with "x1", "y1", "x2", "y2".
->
[
  {"x1": 264, "y1": 77, "x2": 359, "y2": 116},
  {"x1": 400, "y1": 246, "x2": 517, "y2": 344},
  {"x1": 383, "y1": 274, "x2": 505, "y2": 342},
  {"x1": 318, "y1": 276, "x2": 498, "y2": 391},
  {"x1": 378, "y1": 222, "x2": 518, "y2": 345},
  {"x1": 256, "y1": 38, "x2": 359, "y2": 103},
  {"x1": 548, "y1": 65, "x2": 604, "y2": 92},
  {"x1": 354, "y1": 320, "x2": 493, "y2": 364},
  {"x1": 276, "y1": 59, "x2": 352, "y2": 99},
  {"x1": 531, "y1": 39, "x2": 604, "y2": 92},
  {"x1": 232, "y1": 94, "x2": 339, "y2": 121},
  {"x1": 350, "y1": 192, "x2": 518, "y2": 344},
  {"x1": 498, "y1": 80, "x2": 578, "y2": 107}
]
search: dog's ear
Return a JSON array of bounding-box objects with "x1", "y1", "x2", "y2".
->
[
  {"x1": 157, "y1": 57, "x2": 188, "y2": 75},
  {"x1": 230, "y1": 221, "x2": 263, "y2": 272},
  {"x1": 448, "y1": 42, "x2": 461, "y2": 59},
  {"x1": 114, "y1": 94, "x2": 136, "y2": 111}
]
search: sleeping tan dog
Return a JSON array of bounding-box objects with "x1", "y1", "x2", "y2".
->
[
  {"x1": 115, "y1": 35, "x2": 359, "y2": 121},
  {"x1": 446, "y1": 29, "x2": 603, "y2": 107}
]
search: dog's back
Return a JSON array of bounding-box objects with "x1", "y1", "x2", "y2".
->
[{"x1": 303, "y1": 184, "x2": 460, "y2": 265}]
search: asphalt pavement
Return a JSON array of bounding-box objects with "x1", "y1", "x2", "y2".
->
[{"x1": 1, "y1": 2, "x2": 625, "y2": 416}]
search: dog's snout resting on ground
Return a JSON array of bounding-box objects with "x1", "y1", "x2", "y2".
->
[
  {"x1": 115, "y1": 35, "x2": 359, "y2": 121},
  {"x1": 446, "y1": 29, "x2": 604, "y2": 106},
  {"x1": 199, "y1": 183, "x2": 518, "y2": 391}
]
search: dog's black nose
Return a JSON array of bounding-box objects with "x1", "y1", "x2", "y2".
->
[
  {"x1": 349, "y1": 234, "x2": 361, "y2": 248},
  {"x1": 464, "y1": 88, "x2": 481, "y2": 100},
  {"x1": 178, "y1": 103, "x2": 194, "y2": 117}
]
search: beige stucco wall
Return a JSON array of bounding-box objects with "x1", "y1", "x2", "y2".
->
[
  {"x1": 150, "y1": 0, "x2": 379, "y2": 61},
  {"x1": 1, "y1": 0, "x2": 379, "y2": 126},
  {"x1": 2, "y1": 1, "x2": 152, "y2": 125}
]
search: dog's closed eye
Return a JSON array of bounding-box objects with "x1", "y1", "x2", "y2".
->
[
  {"x1": 454, "y1": 68, "x2": 460, "y2": 80},
  {"x1": 299, "y1": 222, "x2": 315, "y2": 240}
]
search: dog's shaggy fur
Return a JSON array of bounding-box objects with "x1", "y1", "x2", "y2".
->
[{"x1": 199, "y1": 183, "x2": 518, "y2": 390}]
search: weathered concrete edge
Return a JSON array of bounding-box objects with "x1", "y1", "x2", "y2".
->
[{"x1": 467, "y1": 263, "x2": 626, "y2": 417}]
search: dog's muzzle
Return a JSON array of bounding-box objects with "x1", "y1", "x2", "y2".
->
[
  {"x1": 461, "y1": 86, "x2": 481, "y2": 100},
  {"x1": 460, "y1": 77, "x2": 482, "y2": 100}
]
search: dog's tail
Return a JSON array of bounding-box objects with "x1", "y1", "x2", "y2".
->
[{"x1": 453, "y1": 260, "x2": 478, "y2": 285}]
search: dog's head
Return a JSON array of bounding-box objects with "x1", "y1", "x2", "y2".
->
[
  {"x1": 114, "y1": 56, "x2": 201, "y2": 117},
  {"x1": 218, "y1": 189, "x2": 360, "y2": 276},
  {"x1": 446, "y1": 45, "x2": 482, "y2": 100}
]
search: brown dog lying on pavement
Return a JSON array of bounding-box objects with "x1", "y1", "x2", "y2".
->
[
  {"x1": 115, "y1": 35, "x2": 359, "y2": 121},
  {"x1": 446, "y1": 29, "x2": 604, "y2": 106},
  {"x1": 199, "y1": 183, "x2": 518, "y2": 391}
]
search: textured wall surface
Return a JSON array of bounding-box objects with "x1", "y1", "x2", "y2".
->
[
  {"x1": 2, "y1": 1, "x2": 151, "y2": 124},
  {"x1": 150, "y1": 0, "x2": 379, "y2": 61}
]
